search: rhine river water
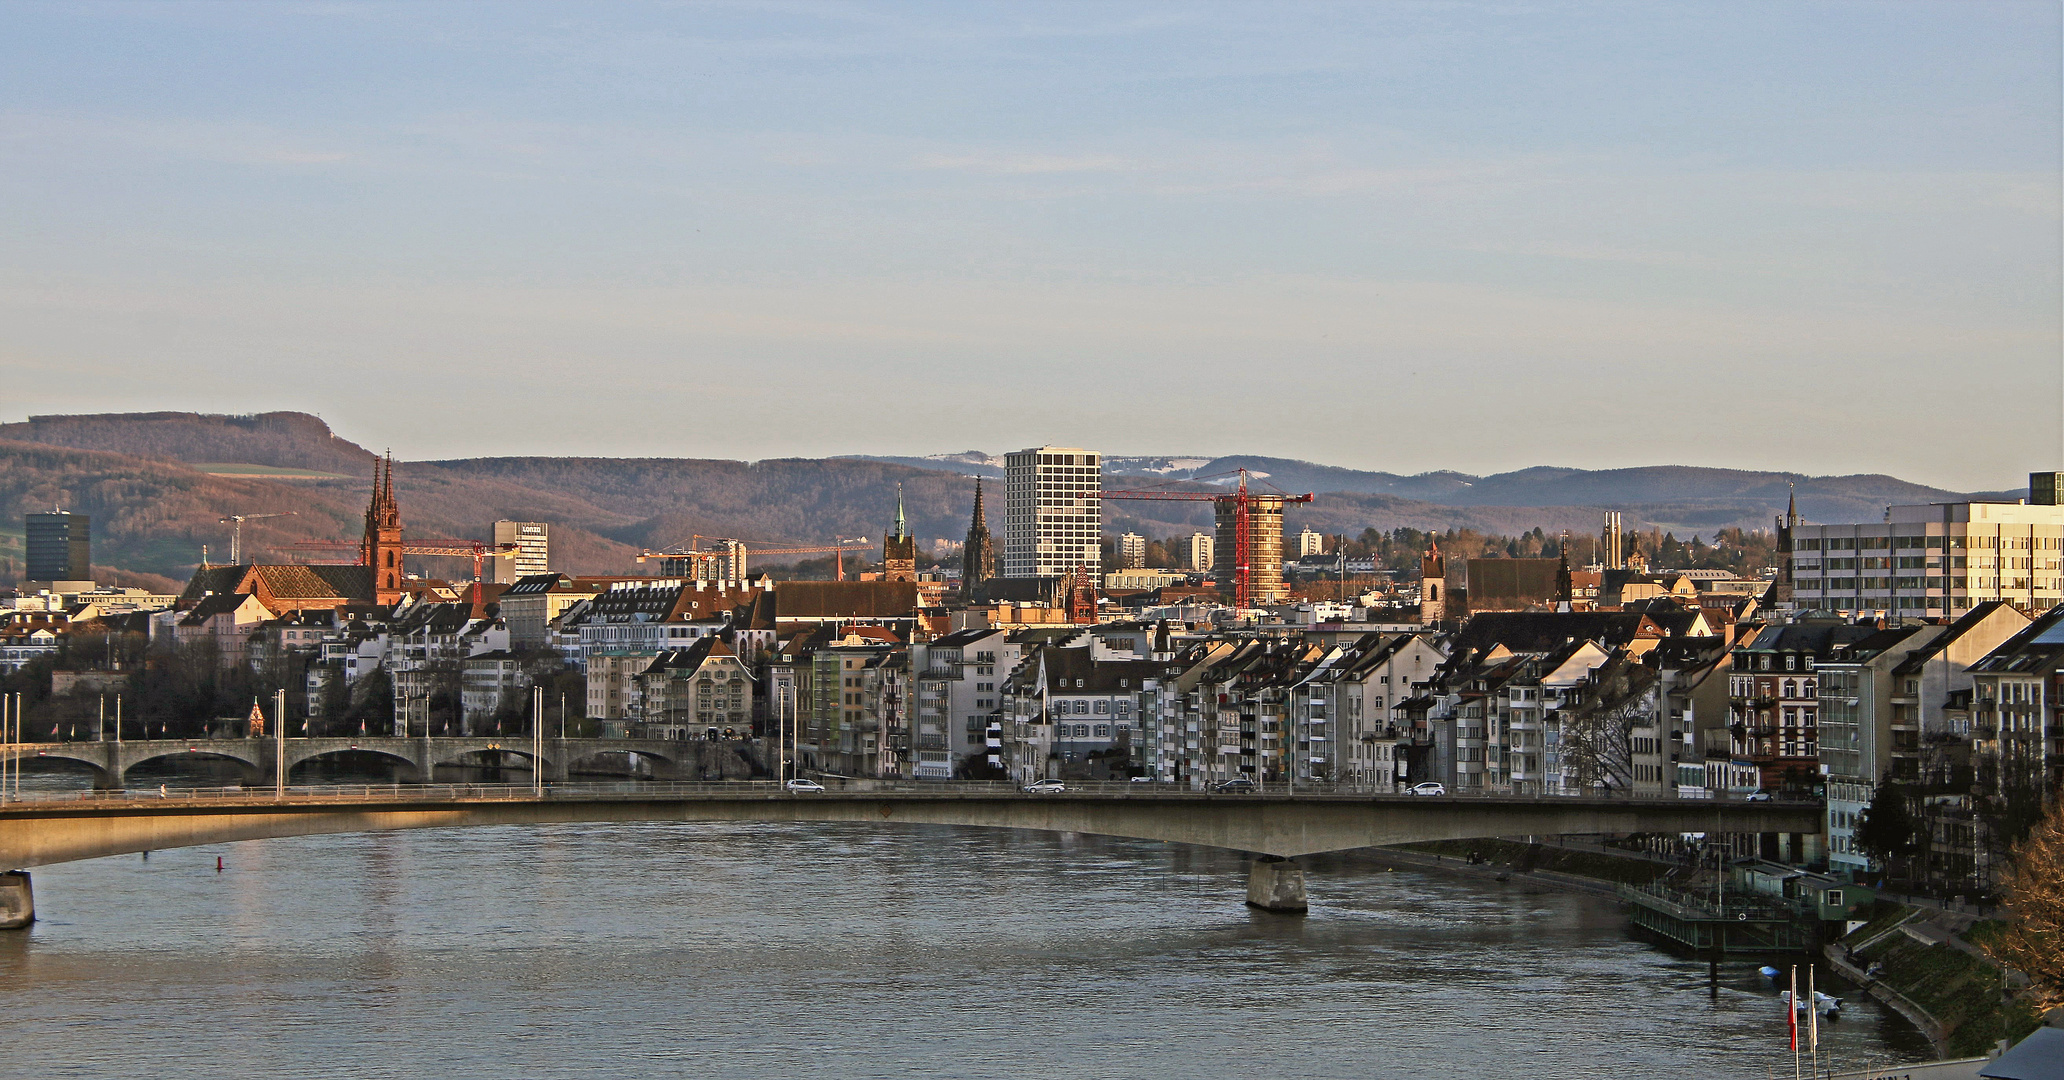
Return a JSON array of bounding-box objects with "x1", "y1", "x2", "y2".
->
[{"x1": 1, "y1": 787, "x2": 1933, "y2": 1079}]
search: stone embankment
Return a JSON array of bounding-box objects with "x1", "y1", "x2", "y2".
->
[{"x1": 1826, "y1": 905, "x2": 2043, "y2": 1059}]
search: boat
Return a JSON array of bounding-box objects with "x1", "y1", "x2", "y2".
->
[
  {"x1": 1780, "y1": 989, "x2": 1841, "y2": 1019},
  {"x1": 1758, "y1": 965, "x2": 1781, "y2": 985}
]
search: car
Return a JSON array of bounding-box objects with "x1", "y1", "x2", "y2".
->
[
  {"x1": 1023, "y1": 779, "x2": 1066, "y2": 794},
  {"x1": 1213, "y1": 778, "x2": 1257, "y2": 793},
  {"x1": 784, "y1": 778, "x2": 826, "y2": 793},
  {"x1": 1744, "y1": 790, "x2": 1773, "y2": 802},
  {"x1": 1408, "y1": 782, "x2": 1447, "y2": 797},
  {"x1": 1128, "y1": 776, "x2": 1155, "y2": 783}
]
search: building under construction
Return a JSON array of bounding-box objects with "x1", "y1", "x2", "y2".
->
[{"x1": 1214, "y1": 495, "x2": 1288, "y2": 604}]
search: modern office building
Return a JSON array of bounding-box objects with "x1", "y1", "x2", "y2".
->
[
  {"x1": 1787, "y1": 495, "x2": 2064, "y2": 619},
  {"x1": 491, "y1": 521, "x2": 551, "y2": 584},
  {"x1": 25, "y1": 511, "x2": 91, "y2": 584},
  {"x1": 1002, "y1": 447, "x2": 1101, "y2": 580}
]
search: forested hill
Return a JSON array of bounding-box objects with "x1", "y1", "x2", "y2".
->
[{"x1": 0, "y1": 411, "x2": 2008, "y2": 586}]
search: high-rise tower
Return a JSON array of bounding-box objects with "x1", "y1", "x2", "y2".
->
[
  {"x1": 882, "y1": 484, "x2": 917, "y2": 583},
  {"x1": 962, "y1": 477, "x2": 996, "y2": 592},
  {"x1": 1002, "y1": 447, "x2": 1100, "y2": 580},
  {"x1": 361, "y1": 453, "x2": 405, "y2": 605},
  {"x1": 25, "y1": 511, "x2": 91, "y2": 584}
]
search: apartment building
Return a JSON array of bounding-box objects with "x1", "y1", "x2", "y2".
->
[
  {"x1": 1788, "y1": 495, "x2": 2064, "y2": 619},
  {"x1": 1117, "y1": 533, "x2": 1146, "y2": 569}
]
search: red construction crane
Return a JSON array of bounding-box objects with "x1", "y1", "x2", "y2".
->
[
  {"x1": 1097, "y1": 468, "x2": 1314, "y2": 609},
  {"x1": 636, "y1": 536, "x2": 872, "y2": 581},
  {"x1": 291, "y1": 539, "x2": 518, "y2": 581}
]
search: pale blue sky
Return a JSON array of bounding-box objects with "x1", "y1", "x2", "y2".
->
[{"x1": 2, "y1": 1, "x2": 2057, "y2": 490}]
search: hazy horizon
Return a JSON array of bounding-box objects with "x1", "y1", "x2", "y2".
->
[{"x1": 3, "y1": 2, "x2": 2058, "y2": 492}]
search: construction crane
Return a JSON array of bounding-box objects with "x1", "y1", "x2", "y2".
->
[
  {"x1": 637, "y1": 536, "x2": 872, "y2": 581},
  {"x1": 219, "y1": 512, "x2": 297, "y2": 565},
  {"x1": 1097, "y1": 469, "x2": 1314, "y2": 609},
  {"x1": 290, "y1": 539, "x2": 518, "y2": 581}
]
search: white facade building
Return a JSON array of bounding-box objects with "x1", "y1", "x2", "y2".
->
[
  {"x1": 1003, "y1": 446, "x2": 1101, "y2": 580},
  {"x1": 1789, "y1": 500, "x2": 2064, "y2": 619},
  {"x1": 1118, "y1": 532, "x2": 1146, "y2": 568}
]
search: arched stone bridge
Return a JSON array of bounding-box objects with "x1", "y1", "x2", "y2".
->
[
  {"x1": 0, "y1": 736, "x2": 741, "y2": 787},
  {"x1": 0, "y1": 786, "x2": 1823, "y2": 919}
]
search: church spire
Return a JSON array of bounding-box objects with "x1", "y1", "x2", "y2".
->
[
  {"x1": 894, "y1": 483, "x2": 908, "y2": 541},
  {"x1": 962, "y1": 477, "x2": 995, "y2": 595}
]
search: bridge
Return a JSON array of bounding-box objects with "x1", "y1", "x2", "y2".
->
[
  {"x1": 0, "y1": 736, "x2": 742, "y2": 787},
  {"x1": 0, "y1": 782, "x2": 1822, "y2": 924}
]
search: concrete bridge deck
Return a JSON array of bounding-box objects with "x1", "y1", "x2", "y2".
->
[{"x1": 0, "y1": 782, "x2": 1822, "y2": 870}]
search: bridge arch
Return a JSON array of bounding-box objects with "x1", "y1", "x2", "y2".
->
[
  {"x1": 1, "y1": 749, "x2": 112, "y2": 788},
  {"x1": 429, "y1": 747, "x2": 555, "y2": 778},
  {"x1": 119, "y1": 750, "x2": 263, "y2": 786},
  {"x1": 284, "y1": 747, "x2": 426, "y2": 783},
  {"x1": 563, "y1": 748, "x2": 676, "y2": 780}
]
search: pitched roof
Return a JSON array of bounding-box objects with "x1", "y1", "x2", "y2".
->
[
  {"x1": 773, "y1": 581, "x2": 921, "y2": 619},
  {"x1": 1447, "y1": 612, "x2": 1655, "y2": 657},
  {"x1": 1891, "y1": 600, "x2": 2028, "y2": 675}
]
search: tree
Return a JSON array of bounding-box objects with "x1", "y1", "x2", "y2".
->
[
  {"x1": 1982, "y1": 799, "x2": 2064, "y2": 1012},
  {"x1": 1856, "y1": 781, "x2": 1921, "y2": 878},
  {"x1": 1558, "y1": 660, "x2": 1653, "y2": 794}
]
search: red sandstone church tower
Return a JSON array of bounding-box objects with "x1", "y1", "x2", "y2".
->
[{"x1": 360, "y1": 454, "x2": 405, "y2": 605}]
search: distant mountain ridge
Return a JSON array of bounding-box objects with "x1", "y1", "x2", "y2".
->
[
  {"x1": 853, "y1": 452, "x2": 2017, "y2": 536},
  {"x1": 0, "y1": 411, "x2": 2021, "y2": 584}
]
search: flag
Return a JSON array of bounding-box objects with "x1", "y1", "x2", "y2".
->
[
  {"x1": 1788, "y1": 966, "x2": 1798, "y2": 1054},
  {"x1": 1808, "y1": 967, "x2": 1819, "y2": 1055}
]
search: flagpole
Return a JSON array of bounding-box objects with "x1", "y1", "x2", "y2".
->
[
  {"x1": 1808, "y1": 966, "x2": 1820, "y2": 1079},
  {"x1": 1790, "y1": 964, "x2": 1801, "y2": 1080}
]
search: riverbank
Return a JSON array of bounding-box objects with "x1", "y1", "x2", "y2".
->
[{"x1": 1829, "y1": 904, "x2": 2045, "y2": 1059}]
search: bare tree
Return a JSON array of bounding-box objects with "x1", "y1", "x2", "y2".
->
[
  {"x1": 1982, "y1": 799, "x2": 2064, "y2": 1013},
  {"x1": 1558, "y1": 659, "x2": 1655, "y2": 794}
]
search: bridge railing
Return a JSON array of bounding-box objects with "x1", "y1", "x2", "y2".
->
[{"x1": 0, "y1": 777, "x2": 1825, "y2": 808}]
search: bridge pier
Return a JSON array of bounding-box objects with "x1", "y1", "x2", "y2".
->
[
  {"x1": 0, "y1": 871, "x2": 32, "y2": 930},
  {"x1": 1246, "y1": 856, "x2": 1307, "y2": 914}
]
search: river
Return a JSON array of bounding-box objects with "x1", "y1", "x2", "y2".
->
[{"x1": 1, "y1": 774, "x2": 1933, "y2": 1079}]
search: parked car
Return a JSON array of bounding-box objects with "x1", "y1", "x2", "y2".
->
[
  {"x1": 1744, "y1": 790, "x2": 1773, "y2": 802},
  {"x1": 1408, "y1": 782, "x2": 1447, "y2": 797},
  {"x1": 1213, "y1": 778, "x2": 1257, "y2": 793},
  {"x1": 1024, "y1": 779, "x2": 1066, "y2": 794},
  {"x1": 784, "y1": 778, "x2": 826, "y2": 793},
  {"x1": 1128, "y1": 776, "x2": 1156, "y2": 783}
]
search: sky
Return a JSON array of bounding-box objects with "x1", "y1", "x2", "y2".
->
[{"x1": 1, "y1": 1, "x2": 2058, "y2": 491}]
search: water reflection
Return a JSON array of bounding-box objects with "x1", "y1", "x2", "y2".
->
[{"x1": 0, "y1": 822, "x2": 1932, "y2": 1080}]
